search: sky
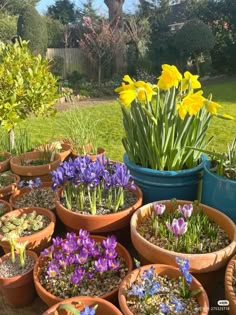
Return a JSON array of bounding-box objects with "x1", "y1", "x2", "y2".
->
[{"x1": 36, "y1": 0, "x2": 139, "y2": 15}]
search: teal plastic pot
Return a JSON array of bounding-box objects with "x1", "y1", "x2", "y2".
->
[
  {"x1": 202, "y1": 161, "x2": 236, "y2": 222},
  {"x1": 124, "y1": 154, "x2": 206, "y2": 204}
]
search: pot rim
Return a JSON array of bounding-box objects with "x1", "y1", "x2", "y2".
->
[
  {"x1": 225, "y1": 254, "x2": 236, "y2": 304},
  {"x1": 131, "y1": 199, "x2": 236, "y2": 258},
  {"x1": 204, "y1": 160, "x2": 236, "y2": 184},
  {"x1": 124, "y1": 153, "x2": 208, "y2": 177}
]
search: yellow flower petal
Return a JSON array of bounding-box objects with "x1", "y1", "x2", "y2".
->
[
  {"x1": 205, "y1": 100, "x2": 221, "y2": 115},
  {"x1": 182, "y1": 71, "x2": 201, "y2": 91},
  {"x1": 157, "y1": 64, "x2": 182, "y2": 90},
  {"x1": 179, "y1": 90, "x2": 205, "y2": 117},
  {"x1": 119, "y1": 89, "x2": 136, "y2": 106},
  {"x1": 123, "y1": 75, "x2": 134, "y2": 84},
  {"x1": 177, "y1": 103, "x2": 188, "y2": 120}
]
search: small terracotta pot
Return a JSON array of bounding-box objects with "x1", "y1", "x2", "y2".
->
[
  {"x1": 9, "y1": 182, "x2": 56, "y2": 212},
  {"x1": 10, "y1": 151, "x2": 61, "y2": 182},
  {"x1": 0, "y1": 207, "x2": 56, "y2": 255},
  {"x1": 43, "y1": 296, "x2": 123, "y2": 315},
  {"x1": 0, "y1": 173, "x2": 20, "y2": 201},
  {"x1": 0, "y1": 250, "x2": 38, "y2": 307},
  {"x1": 0, "y1": 152, "x2": 11, "y2": 173},
  {"x1": 0, "y1": 199, "x2": 12, "y2": 216},
  {"x1": 118, "y1": 264, "x2": 209, "y2": 315},
  {"x1": 35, "y1": 143, "x2": 72, "y2": 162},
  {"x1": 71, "y1": 147, "x2": 106, "y2": 162},
  {"x1": 56, "y1": 185, "x2": 142, "y2": 233},
  {"x1": 130, "y1": 200, "x2": 236, "y2": 273},
  {"x1": 225, "y1": 254, "x2": 236, "y2": 315},
  {"x1": 33, "y1": 235, "x2": 133, "y2": 307}
]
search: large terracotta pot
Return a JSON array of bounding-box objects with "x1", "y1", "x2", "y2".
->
[
  {"x1": 0, "y1": 152, "x2": 11, "y2": 173},
  {"x1": 225, "y1": 254, "x2": 236, "y2": 315},
  {"x1": 71, "y1": 146, "x2": 106, "y2": 162},
  {"x1": 10, "y1": 151, "x2": 61, "y2": 182},
  {"x1": 35, "y1": 143, "x2": 72, "y2": 162},
  {"x1": 56, "y1": 185, "x2": 142, "y2": 233},
  {"x1": 130, "y1": 200, "x2": 236, "y2": 273},
  {"x1": 43, "y1": 296, "x2": 123, "y2": 315},
  {"x1": 33, "y1": 235, "x2": 133, "y2": 307},
  {"x1": 0, "y1": 199, "x2": 12, "y2": 216},
  {"x1": 0, "y1": 173, "x2": 20, "y2": 201},
  {"x1": 9, "y1": 182, "x2": 56, "y2": 212},
  {"x1": 118, "y1": 264, "x2": 209, "y2": 315},
  {"x1": 0, "y1": 207, "x2": 56, "y2": 255},
  {"x1": 0, "y1": 250, "x2": 38, "y2": 307}
]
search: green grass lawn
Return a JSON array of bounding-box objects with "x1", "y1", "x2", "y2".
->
[{"x1": 22, "y1": 79, "x2": 236, "y2": 162}]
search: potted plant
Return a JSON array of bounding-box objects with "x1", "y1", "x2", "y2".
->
[
  {"x1": 9, "y1": 177, "x2": 56, "y2": 212},
  {"x1": 58, "y1": 107, "x2": 105, "y2": 161},
  {"x1": 10, "y1": 150, "x2": 61, "y2": 182},
  {"x1": 35, "y1": 141, "x2": 72, "y2": 162},
  {"x1": 198, "y1": 138, "x2": 236, "y2": 222},
  {"x1": 43, "y1": 296, "x2": 123, "y2": 315},
  {"x1": 130, "y1": 199, "x2": 236, "y2": 293},
  {"x1": 0, "y1": 199, "x2": 12, "y2": 217},
  {"x1": 118, "y1": 258, "x2": 209, "y2": 314},
  {"x1": 115, "y1": 65, "x2": 233, "y2": 203},
  {"x1": 33, "y1": 230, "x2": 133, "y2": 307},
  {"x1": 0, "y1": 207, "x2": 56, "y2": 254},
  {"x1": 0, "y1": 172, "x2": 20, "y2": 201},
  {"x1": 53, "y1": 156, "x2": 142, "y2": 234},
  {"x1": 225, "y1": 254, "x2": 236, "y2": 315},
  {"x1": 0, "y1": 233, "x2": 38, "y2": 307},
  {"x1": 0, "y1": 151, "x2": 11, "y2": 172}
]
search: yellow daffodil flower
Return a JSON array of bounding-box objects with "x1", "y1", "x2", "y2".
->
[
  {"x1": 114, "y1": 75, "x2": 155, "y2": 105},
  {"x1": 177, "y1": 91, "x2": 205, "y2": 119},
  {"x1": 157, "y1": 64, "x2": 182, "y2": 90},
  {"x1": 182, "y1": 71, "x2": 201, "y2": 91}
]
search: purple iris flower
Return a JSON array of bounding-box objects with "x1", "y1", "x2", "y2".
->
[
  {"x1": 111, "y1": 163, "x2": 131, "y2": 188},
  {"x1": 128, "y1": 283, "x2": 145, "y2": 298},
  {"x1": 142, "y1": 266, "x2": 155, "y2": 281},
  {"x1": 178, "y1": 204, "x2": 193, "y2": 218},
  {"x1": 153, "y1": 202, "x2": 166, "y2": 216},
  {"x1": 171, "y1": 297, "x2": 184, "y2": 312},
  {"x1": 160, "y1": 303, "x2": 170, "y2": 314},
  {"x1": 34, "y1": 177, "x2": 42, "y2": 187},
  {"x1": 176, "y1": 257, "x2": 192, "y2": 285},
  {"x1": 94, "y1": 258, "x2": 108, "y2": 272},
  {"x1": 166, "y1": 218, "x2": 188, "y2": 237},
  {"x1": 51, "y1": 167, "x2": 65, "y2": 190}
]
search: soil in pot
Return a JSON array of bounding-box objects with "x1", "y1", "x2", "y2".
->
[{"x1": 0, "y1": 200, "x2": 12, "y2": 217}]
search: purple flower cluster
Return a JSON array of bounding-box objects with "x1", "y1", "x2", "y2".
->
[
  {"x1": 19, "y1": 177, "x2": 42, "y2": 189},
  {"x1": 41, "y1": 229, "x2": 121, "y2": 286},
  {"x1": 51, "y1": 156, "x2": 133, "y2": 213}
]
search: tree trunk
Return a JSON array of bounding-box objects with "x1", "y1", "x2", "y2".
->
[
  {"x1": 104, "y1": 0, "x2": 126, "y2": 76},
  {"x1": 9, "y1": 128, "x2": 15, "y2": 151}
]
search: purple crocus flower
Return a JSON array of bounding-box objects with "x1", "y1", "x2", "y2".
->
[
  {"x1": 75, "y1": 248, "x2": 89, "y2": 264},
  {"x1": 105, "y1": 248, "x2": 117, "y2": 260},
  {"x1": 71, "y1": 267, "x2": 85, "y2": 285},
  {"x1": 94, "y1": 257, "x2": 108, "y2": 273},
  {"x1": 166, "y1": 218, "x2": 188, "y2": 237},
  {"x1": 178, "y1": 204, "x2": 193, "y2": 218},
  {"x1": 102, "y1": 235, "x2": 117, "y2": 250},
  {"x1": 52, "y1": 236, "x2": 63, "y2": 247},
  {"x1": 79, "y1": 229, "x2": 90, "y2": 240},
  {"x1": 153, "y1": 202, "x2": 166, "y2": 216},
  {"x1": 107, "y1": 258, "x2": 120, "y2": 271},
  {"x1": 47, "y1": 262, "x2": 59, "y2": 278}
]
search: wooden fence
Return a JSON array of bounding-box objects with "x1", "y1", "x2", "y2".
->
[{"x1": 46, "y1": 48, "x2": 84, "y2": 78}]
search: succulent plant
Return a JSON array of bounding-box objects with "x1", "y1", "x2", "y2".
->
[{"x1": 0, "y1": 210, "x2": 47, "y2": 237}]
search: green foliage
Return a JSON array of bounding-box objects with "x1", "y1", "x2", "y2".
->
[
  {"x1": 0, "y1": 0, "x2": 39, "y2": 15},
  {"x1": 0, "y1": 14, "x2": 17, "y2": 43},
  {"x1": 0, "y1": 40, "x2": 59, "y2": 147},
  {"x1": 50, "y1": 55, "x2": 64, "y2": 77},
  {"x1": 17, "y1": 5, "x2": 48, "y2": 56},
  {"x1": 175, "y1": 19, "x2": 215, "y2": 55},
  {"x1": 47, "y1": 0, "x2": 80, "y2": 25},
  {"x1": 45, "y1": 16, "x2": 64, "y2": 48}
]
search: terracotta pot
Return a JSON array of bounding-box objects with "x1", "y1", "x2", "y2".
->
[
  {"x1": 225, "y1": 254, "x2": 236, "y2": 315},
  {"x1": 0, "y1": 199, "x2": 12, "y2": 216},
  {"x1": 9, "y1": 182, "x2": 56, "y2": 212},
  {"x1": 35, "y1": 143, "x2": 72, "y2": 162},
  {"x1": 10, "y1": 151, "x2": 61, "y2": 182},
  {"x1": 0, "y1": 207, "x2": 56, "y2": 255},
  {"x1": 0, "y1": 250, "x2": 38, "y2": 307},
  {"x1": 71, "y1": 147, "x2": 106, "y2": 162},
  {"x1": 0, "y1": 173, "x2": 20, "y2": 201},
  {"x1": 33, "y1": 235, "x2": 133, "y2": 307},
  {"x1": 43, "y1": 296, "x2": 123, "y2": 315},
  {"x1": 0, "y1": 152, "x2": 11, "y2": 173},
  {"x1": 130, "y1": 200, "x2": 236, "y2": 273},
  {"x1": 118, "y1": 264, "x2": 209, "y2": 315},
  {"x1": 56, "y1": 185, "x2": 142, "y2": 233}
]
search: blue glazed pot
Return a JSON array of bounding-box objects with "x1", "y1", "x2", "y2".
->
[
  {"x1": 124, "y1": 153, "x2": 207, "y2": 204},
  {"x1": 202, "y1": 161, "x2": 236, "y2": 222}
]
